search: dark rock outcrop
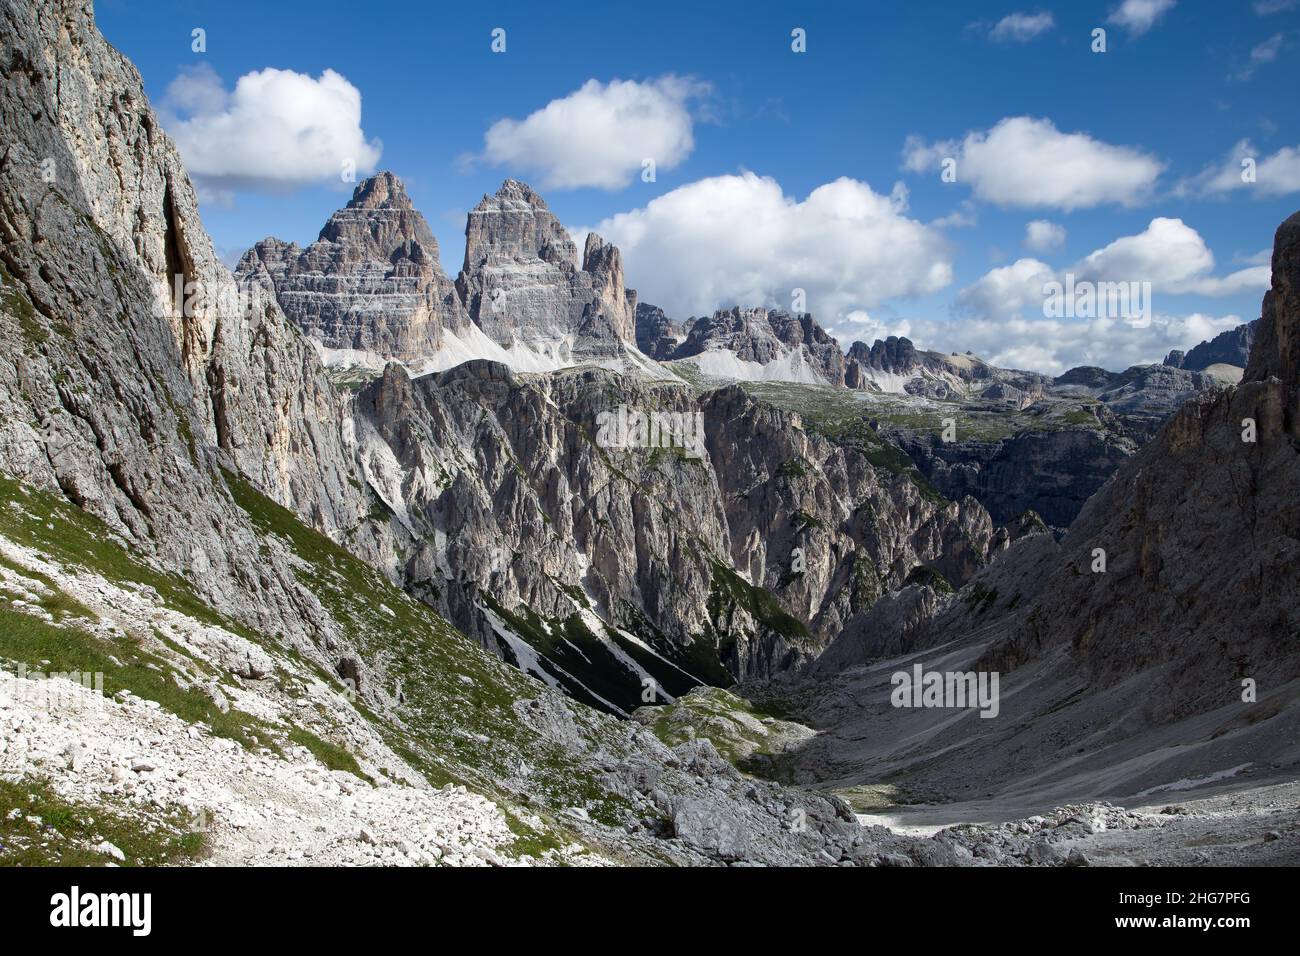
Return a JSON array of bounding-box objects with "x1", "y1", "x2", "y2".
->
[
  {"x1": 635, "y1": 302, "x2": 685, "y2": 360},
  {"x1": 894, "y1": 362, "x2": 1223, "y2": 527},
  {"x1": 1165, "y1": 320, "x2": 1257, "y2": 371},
  {"x1": 848, "y1": 336, "x2": 919, "y2": 375},
  {"x1": 894, "y1": 427, "x2": 1136, "y2": 528}
]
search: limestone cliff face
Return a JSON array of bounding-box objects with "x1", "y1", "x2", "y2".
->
[
  {"x1": 456, "y1": 180, "x2": 636, "y2": 348},
  {"x1": 348, "y1": 360, "x2": 1001, "y2": 711},
  {"x1": 236, "y1": 172, "x2": 470, "y2": 364},
  {"x1": 354, "y1": 361, "x2": 735, "y2": 709},
  {"x1": 701, "y1": 386, "x2": 997, "y2": 650},
  {"x1": 583, "y1": 233, "x2": 637, "y2": 344},
  {"x1": 0, "y1": 0, "x2": 385, "y2": 641}
]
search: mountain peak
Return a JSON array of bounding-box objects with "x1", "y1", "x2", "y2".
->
[
  {"x1": 463, "y1": 179, "x2": 575, "y2": 271},
  {"x1": 235, "y1": 170, "x2": 467, "y2": 363},
  {"x1": 318, "y1": 172, "x2": 436, "y2": 253},
  {"x1": 454, "y1": 180, "x2": 639, "y2": 344},
  {"x1": 478, "y1": 178, "x2": 549, "y2": 210},
  {"x1": 345, "y1": 171, "x2": 413, "y2": 211}
]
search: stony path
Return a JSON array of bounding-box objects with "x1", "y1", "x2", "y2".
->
[{"x1": 1, "y1": 666, "x2": 529, "y2": 866}]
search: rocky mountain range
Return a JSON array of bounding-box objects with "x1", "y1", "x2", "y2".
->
[
  {"x1": 1, "y1": 0, "x2": 1294, "y2": 869},
  {"x1": 7, "y1": 0, "x2": 981, "y2": 866},
  {"x1": 228, "y1": 172, "x2": 1018, "y2": 710},
  {"x1": 624, "y1": 297, "x2": 1226, "y2": 529},
  {"x1": 350, "y1": 357, "x2": 1009, "y2": 711},
  {"x1": 239, "y1": 175, "x2": 655, "y2": 378},
  {"x1": 232, "y1": 164, "x2": 1224, "y2": 537},
  {"x1": 0, "y1": 0, "x2": 1020, "y2": 866}
]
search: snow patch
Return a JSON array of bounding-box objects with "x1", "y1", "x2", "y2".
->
[
  {"x1": 1135, "y1": 764, "x2": 1253, "y2": 798},
  {"x1": 479, "y1": 604, "x2": 628, "y2": 716},
  {"x1": 685, "y1": 345, "x2": 832, "y2": 386},
  {"x1": 310, "y1": 324, "x2": 674, "y2": 381}
]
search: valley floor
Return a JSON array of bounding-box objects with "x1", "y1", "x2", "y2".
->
[{"x1": 855, "y1": 778, "x2": 1300, "y2": 866}]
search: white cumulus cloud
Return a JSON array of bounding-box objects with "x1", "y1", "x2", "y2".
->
[
  {"x1": 945, "y1": 218, "x2": 1266, "y2": 372},
  {"x1": 1024, "y1": 220, "x2": 1066, "y2": 252},
  {"x1": 477, "y1": 76, "x2": 708, "y2": 191},
  {"x1": 589, "y1": 172, "x2": 952, "y2": 325},
  {"x1": 987, "y1": 12, "x2": 1055, "y2": 42},
  {"x1": 1107, "y1": 0, "x2": 1177, "y2": 35},
  {"x1": 1074, "y1": 217, "x2": 1213, "y2": 290},
  {"x1": 1072, "y1": 217, "x2": 1268, "y2": 296},
  {"x1": 955, "y1": 258, "x2": 1058, "y2": 321},
  {"x1": 903, "y1": 116, "x2": 1164, "y2": 211},
  {"x1": 964, "y1": 218, "x2": 1266, "y2": 316},
  {"x1": 1178, "y1": 140, "x2": 1300, "y2": 197},
  {"x1": 162, "y1": 63, "x2": 382, "y2": 198}
]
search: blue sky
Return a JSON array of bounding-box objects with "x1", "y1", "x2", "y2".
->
[{"x1": 97, "y1": 0, "x2": 1300, "y2": 372}]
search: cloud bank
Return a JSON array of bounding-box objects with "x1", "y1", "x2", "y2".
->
[{"x1": 589, "y1": 172, "x2": 952, "y2": 322}]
